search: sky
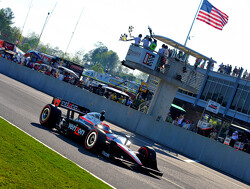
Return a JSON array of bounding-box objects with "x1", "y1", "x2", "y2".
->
[{"x1": 1, "y1": 0, "x2": 250, "y2": 71}]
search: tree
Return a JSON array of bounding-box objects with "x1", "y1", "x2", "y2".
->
[
  {"x1": 72, "y1": 49, "x2": 84, "y2": 65},
  {"x1": 136, "y1": 72, "x2": 148, "y2": 82},
  {"x1": 83, "y1": 42, "x2": 120, "y2": 73},
  {"x1": 0, "y1": 8, "x2": 15, "y2": 42},
  {"x1": 39, "y1": 44, "x2": 48, "y2": 54},
  {"x1": 90, "y1": 63, "x2": 104, "y2": 74},
  {"x1": 21, "y1": 43, "x2": 31, "y2": 52},
  {"x1": 24, "y1": 32, "x2": 39, "y2": 49},
  {"x1": 11, "y1": 26, "x2": 21, "y2": 44}
]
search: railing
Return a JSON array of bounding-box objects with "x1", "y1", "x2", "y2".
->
[
  {"x1": 125, "y1": 44, "x2": 206, "y2": 93},
  {"x1": 181, "y1": 65, "x2": 205, "y2": 93}
]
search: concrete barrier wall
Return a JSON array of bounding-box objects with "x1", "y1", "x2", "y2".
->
[{"x1": 0, "y1": 58, "x2": 249, "y2": 183}]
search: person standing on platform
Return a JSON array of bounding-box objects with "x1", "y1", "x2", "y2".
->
[
  {"x1": 133, "y1": 34, "x2": 142, "y2": 46},
  {"x1": 230, "y1": 131, "x2": 238, "y2": 147}
]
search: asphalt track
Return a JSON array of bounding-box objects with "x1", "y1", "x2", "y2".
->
[{"x1": 0, "y1": 73, "x2": 249, "y2": 189}]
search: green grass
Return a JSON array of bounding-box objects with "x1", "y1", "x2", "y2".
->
[{"x1": 0, "y1": 118, "x2": 112, "y2": 189}]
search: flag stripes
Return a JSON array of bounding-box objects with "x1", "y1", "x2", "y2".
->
[{"x1": 197, "y1": 0, "x2": 228, "y2": 30}]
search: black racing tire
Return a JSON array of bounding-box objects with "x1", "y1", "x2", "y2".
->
[
  {"x1": 39, "y1": 104, "x2": 61, "y2": 128},
  {"x1": 84, "y1": 129, "x2": 106, "y2": 153},
  {"x1": 138, "y1": 146, "x2": 158, "y2": 170}
]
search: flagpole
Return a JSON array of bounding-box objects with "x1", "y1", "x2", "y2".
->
[
  {"x1": 18, "y1": 0, "x2": 33, "y2": 45},
  {"x1": 59, "y1": 6, "x2": 84, "y2": 67},
  {"x1": 184, "y1": 0, "x2": 204, "y2": 46}
]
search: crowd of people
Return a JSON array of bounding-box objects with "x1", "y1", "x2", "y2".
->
[
  {"x1": 193, "y1": 57, "x2": 249, "y2": 80},
  {"x1": 132, "y1": 34, "x2": 191, "y2": 73},
  {"x1": 132, "y1": 34, "x2": 250, "y2": 81},
  {"x1": 217, "y1": 63, "x2": 250, "y2": 80},
  {"x1": 166, "y1": 113, "x2": 198, "y2": 132}
]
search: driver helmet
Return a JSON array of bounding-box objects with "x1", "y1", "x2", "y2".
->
[{"x1": 100, "y1": 110, "x2": 105, "y2": 121}]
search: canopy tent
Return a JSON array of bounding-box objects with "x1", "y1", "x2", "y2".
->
[
  {"x1": 16, "y1": 47, "x2": 25, "y2": 55},
  {"x1": 24, "y1": 50, "x2": 42, "y2": 60},
  {"x1": 153, "y1": 35, "x2": 216, "y2": 63},
  {"x1": 171, "y1": 104, "x2": 186, "y2": 112},
  {"x1": 58, "y1": 66, "x2": 79, "y2": 78},
  {"x1": 231, "y1": 124, "x2": 250, "y2": 133},
  {"x1": 105, "y1": 86, "x2": 130, "y2": 98}
]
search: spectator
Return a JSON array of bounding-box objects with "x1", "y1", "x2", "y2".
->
[
  {"x1": 157, "y1": 44, "x2": 165, "y2": 70},
  {"x1": 218, "y1": 63, "x2": 224, "y2": 73},
  {"x1": 176, "y1": 51, "x2": 183, "y2": 60},
  {"x1": 173, "y1": 117, "x2": 178, "y2": 126},
  {"x1": 158, "y1": 44, "x2": 165, "y2": 55},
  {"x1": 230, "y1": 131, "x2": 238, "y2": 147},
  {"x1": 229, "y1": 65, "x2": 232, "y2": 75},
  {"x1": 149, "y1": 39, "x2": 157, "y2": 51},
  {"x1": 133, "y1": 34, "x2": 142, "y2": 46},
  {"x1": 182, "y1": 121, "x2": 190, "y2": 130},
  {"x1": 166, "y1": 113, "x2": 173, "y2": 123},
  {"x1": 148, "y1": 37, "x2": 152, "y2": 47},
  {"x1": 141, "y1": 36, "x2": 150, "y2": 48},
  {"x1": 110, "y1": 93, "x2": 117, "y2": 101},
  {"x1": 126, "y1": 98, "x2": 133, "y2": 106},
  {"x1": 200, "y1": 61, "x2": 206, "y2": 69},
  {"x1": 210, "y1": 62, "x2": 214, "y2": 71},
  {"x1": 178, "y1": 115, "x2": 184, "y2": 126},
  {"x1": 195, "y1": 58, "x2": 202, "y2": 69},
  {"x1": 210, "y1": 129, "x2": 217, "y2": 139},
  {"x1": 243, "y1": 69, "x2": 248, "y2": 79},
  {"x1": 117, "y1": 95, "x2": 124, "y2": 104},
  {"x1": 163, "y1": 45, "x2": 169, "y2": 59},
  {"x1": 104, "y1": 92, "x2": 111, "y2": 99},
  {"x1": 232, "y1": 66, "x2": 237, "y2": 76},
  {"x1": 225, "y1": 64, "x2": 229, "y2": 74},
  {"x1": 58, "y1": 73, "x2": 65, "y2": 81},
  {"x1": 236, "y1": 67, "x2": 241, "y2": 77}
]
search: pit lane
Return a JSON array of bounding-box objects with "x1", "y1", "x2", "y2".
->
[{"x1": 0, "y1": 73, "x2": 248, "y2": 189}]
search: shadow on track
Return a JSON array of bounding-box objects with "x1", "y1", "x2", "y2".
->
[{"x1": 110, "y1": 129, "x2": 181, "y2": 162}]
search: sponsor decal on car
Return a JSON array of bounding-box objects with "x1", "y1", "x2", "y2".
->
[{"x1": 68, "y1": 123, "x2": 85, "y2": 136}]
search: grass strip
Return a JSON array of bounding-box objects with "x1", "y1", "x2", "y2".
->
[{"x1": 0, "y1": 118, "x2": 111, "y2": 189}]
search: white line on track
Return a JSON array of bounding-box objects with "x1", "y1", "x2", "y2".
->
[
  {"x1": 183, "y1": 159, "x2": 200, "y2": 163},
  {"x1": 132, "y1": 135, "x2": 247, "y2": 189},
  {"x1": 161, "y1": 177, "x2": 185, "y2": 189},
  {"x1": 0, "y1": 116, "x2": 116, "y2": 189}
]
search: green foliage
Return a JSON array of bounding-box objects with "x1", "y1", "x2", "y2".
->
[
  {"x1": 22, "y1": 32, "x2": 39, "y2": 49},
  {"x1": 83, "y1": 42, "x2": 120, "y2": 73},
  {"x1": 0, "y1": 8, "x2": 16, "y2": 43},
  {"x1": 0, "y1": 118, "x2": 111, "y2": 188},
  {"x1": 21, "y1": 43, "x2": 31, "y2": 52},
  {"x1": 90, "y1": 63, "x2": 104, "y2": 74},
  {"x1": 39, "y1": 44, "x2": 48, "y2": 54},
  {"x1": 72, "y1": 49, "x2": 84, "y2": 65},
  {"x1": 117, "y1": 72, "x2": 135, "y2": 81}
]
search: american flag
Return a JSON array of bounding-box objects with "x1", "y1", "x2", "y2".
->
[{"x1": 196, "y1": 0, "x2": 228, "y2": 30}]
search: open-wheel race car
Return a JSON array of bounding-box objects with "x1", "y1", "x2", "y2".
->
[{"x1": 39, "y1": 97, "x2": 163, "y2": 176}]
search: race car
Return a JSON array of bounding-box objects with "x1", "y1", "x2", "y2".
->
[{"x1": 39, "y1": 97, "x2": 163, "y2": 176}]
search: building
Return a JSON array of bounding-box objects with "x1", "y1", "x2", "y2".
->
[{"x1": 175, "y1": 67, "x2": 250, "y2": 128}]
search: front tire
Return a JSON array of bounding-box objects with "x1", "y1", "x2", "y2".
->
[
  {"x1": 39, "y1": 104, "x2": 61, "y2": 128},
  {"x1": 84, "y1": 129, "x2": 106, "y2": 152}
]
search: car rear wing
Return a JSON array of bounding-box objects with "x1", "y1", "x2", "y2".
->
[{"x1": 52, "y1": 97, "x2": 90, "y2": 115}]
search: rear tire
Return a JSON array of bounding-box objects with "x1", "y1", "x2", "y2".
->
[
  {"x1": 40, "y1": 104, "x2": 61, "y2": 128},
  {"x1": 138, "y1": 146, "x2": 158, "y2": 170},
  {"x1": 84, "y1": 129, "x2": 106, "y2": 153}
]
